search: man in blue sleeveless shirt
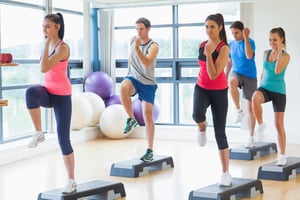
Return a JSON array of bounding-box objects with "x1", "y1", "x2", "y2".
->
[
  {"x1": 226, "y1": 21, "x2": 258, "y2": 148},
  {"x1": 120, "y1": 17, "x2": 159, "y2": 162}
]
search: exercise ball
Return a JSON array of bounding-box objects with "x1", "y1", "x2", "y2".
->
[
  {"x1": 71, "y1": 93, "x2": 93, "y2": 130},
  {"x1": 99, "y1": 104, "x2": 129, "y2": 139},
  {"x1": 105, "y1": 94, "x2": 121, "y2": 107},
  {"x1": 132, "y1": 98, "x2": 160, "y2": 126},
  {"x1": 84, "y1": 71, "x2": 114, "y2": 100},
  {"x1": 82, "y1": 92, "x2": 105, "y2": 126}
]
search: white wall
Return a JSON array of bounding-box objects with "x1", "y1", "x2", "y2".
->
[{"x1": 241, "y1": 0, "x2": 300, "y2": 144}]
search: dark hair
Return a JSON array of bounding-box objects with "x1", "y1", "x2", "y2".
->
[
  {"x1": 44, "y1": 12, "x2": 65, "y2": 39},
  {"x1": 205, "y1": 13, "x2": 227, "y2": 44},
  {"x1": 230, "y1": 21, "x2": 244, "y2": 31},
  {"x1": 270, "y1": 27, "x2": 286, "y2": 48},
  {"x1": 136, "y1": 17, "x2": 151, "y2": 28}
]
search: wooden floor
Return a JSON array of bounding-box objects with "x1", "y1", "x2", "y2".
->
[{"x1": 0, "y1": 137, "x2": 300, "y2": 200}]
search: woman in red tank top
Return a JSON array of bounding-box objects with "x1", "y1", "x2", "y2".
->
[{"x1": 192, "y1": 13, "x2": 232, "y2": 187}]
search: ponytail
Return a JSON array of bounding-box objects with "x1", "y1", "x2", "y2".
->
[
  {"x1": 44, "y1": 12, "x2": 65, "y2": 39},
  {"x1": 56, "y1": 13, "x2": 65, "y2": 40}
]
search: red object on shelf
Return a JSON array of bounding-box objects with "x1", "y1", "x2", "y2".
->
[
  {"x1": 0, "y1": 53, "x2": 8, "y2": 63},
  {"x1": 6, "y1": 53, "x2": 13, "y2": 63}
]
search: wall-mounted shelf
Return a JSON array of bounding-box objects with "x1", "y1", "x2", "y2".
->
[{"x1": 0, "y1": 63, "x2": 18, "y2": 67}]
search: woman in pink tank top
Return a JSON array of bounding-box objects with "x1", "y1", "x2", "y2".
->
[{"x1": 25, "y1": 12, "x2": 76, "y2": 193}]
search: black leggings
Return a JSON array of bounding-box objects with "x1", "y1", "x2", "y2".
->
[
  {"x1": 26, "y1": 85, "x2": 73, "y2": 155},
  {"x1": 193, "y1": 84, "x2": 229, "y2": 150}
]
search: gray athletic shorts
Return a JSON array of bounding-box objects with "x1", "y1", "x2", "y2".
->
[{"x1": 231, "y1": 72, "x2": 257, "y2": 101}]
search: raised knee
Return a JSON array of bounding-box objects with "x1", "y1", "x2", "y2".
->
[
  {"x1": 251, "y1": 92, "x2": 261, "y2": 105},
  {"x1": 120, "y1": 81, "x2": 133, "y2": 96},
  {"x1": 229, "y1": 77, "x2": 238, "y2": 88},
  {"x1": 26, "y1": 87, "x2": 37, "y2": 97},
  {"x1": 120, "y1": 84, "x2": 129, "y2": 97}
]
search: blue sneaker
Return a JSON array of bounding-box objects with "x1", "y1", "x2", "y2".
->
[
  {"x1": 140, "y1": 149, "x2": 153, "y2": 162},
  {"x1": 124, "y1": 118, "x2": 139, "y2": 134}
]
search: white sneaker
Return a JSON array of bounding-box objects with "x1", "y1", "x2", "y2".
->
[
  {"x1": 256, "y1": 122, "x2": 266, "y2": 141},
  {"x1": 245, "y1": 137, "x2": 254, "y2": 148},
  {"x1": 277, "y1": 154, "x2": 287, "y2": 166},
  {"x1": 62, "y1": 179, "x2": 77, "y2": 194},
  {"x1": 233, "y1": 109, "x2": 244, "y2": 124},
  {"x1": 197, "y1": 122, "x2": 207, "y2": 147},
  {"x1": 27, "y1": 131, "x2": 45, "y2": 148},
  {"x1": 219, "y1": 172, "x2": 232, "y2": 187}
]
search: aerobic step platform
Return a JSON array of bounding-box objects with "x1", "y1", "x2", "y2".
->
[
  {"x1": 189, "y1": 178, "x2": 263, "y2": 200},
  {"x1": 38, "y1": 180, "x2": 126, "y2": 200},
  {"x1": 110, "y1": 155, "x2": 174, "y2": 178},
  {"x1": 257, "y1": 157, "x2": 300, "y2": 181},
  {"x1": 229, "y1": 142, "x2": 277, "y2": 160}
]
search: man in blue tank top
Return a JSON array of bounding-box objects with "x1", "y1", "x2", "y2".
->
[
  {"x1": 226, "y1": 21, "x2": 257, "y2": 148},
  {"x1": 120, "y1": 17, "x2": 159, "y2": 162}
]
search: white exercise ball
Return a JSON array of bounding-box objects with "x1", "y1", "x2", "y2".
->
[
  {"x1": 83, "y1": 92, "x2": 105, "y2": 126},
  {"x1": 71, "y1": 93, "x2": 93, "y2": 130},
  {"x1": 99, "y1": 104, "x2": 130, "y2": 139}
]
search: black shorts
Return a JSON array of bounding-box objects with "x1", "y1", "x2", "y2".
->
[{"x1": 257, "y1": 87, "x2": 286, "y2": 112}]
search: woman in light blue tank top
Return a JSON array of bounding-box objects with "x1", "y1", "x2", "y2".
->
[{"x1": 252, "y1": 27, "x2": 290, "y2": 166}]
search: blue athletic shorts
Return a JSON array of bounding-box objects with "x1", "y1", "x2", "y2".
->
[{"x1": 124, "y1": 76, "x2": 157, "y2": 104}]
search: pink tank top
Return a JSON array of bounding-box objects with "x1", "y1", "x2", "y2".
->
[
  {"x1": 196, "y1": 41, "x2": 228, "y2": 90},
  {"x1": 43, "y1": 41, "x2": 71, "y2": 95}
]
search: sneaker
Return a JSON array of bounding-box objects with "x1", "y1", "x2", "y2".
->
[
  {"x1": 233, "y1": 109, "x2": 244, "y2": 124},
  {"x1": 277, "y1": 154, "x2": 287, "y2": 166},
  {"x1": 27, "y1": 131, "x2": 45, "y2": 148},
  {"x1": 256, "y1": 122, "x2": 266, "y2": 141},
  {"x1": 245, "y1": 137, "x2": 254, "y2": 148},
  {"x1": 197, "y1": 121, "x2": 207, "y2": 147},
  {"x1": 219, "y1": 172, "x2": 232, "y2": 187},
  {"x1": 140, "y1": 148, "x2": 153, "y2": 162},
  {"x1": 62, "y1": 179, "x2": 77, "y2": 194},
  {"x1": 124, "y1": 118, "x2": 139, "y2": 134}
]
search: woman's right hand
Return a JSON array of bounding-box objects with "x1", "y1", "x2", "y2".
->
[
  {"x1": 204, "y1": 41, "x2": 214, "y2": 56},
  {"x1": 44, "y1": 36, "x2": 52, "y2": 47}
]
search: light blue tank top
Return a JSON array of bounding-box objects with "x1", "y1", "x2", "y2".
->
[{"x1": 259, "y1": 50, "x2": 287, "y2": 94}]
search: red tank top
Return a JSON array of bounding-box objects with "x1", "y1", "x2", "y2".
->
[
  {"x1": 43, "y1": 41, "x2": 71, "y2": 95},
  {"x1": 196, "y1": 40, "x2": 228, "y2": 90}
]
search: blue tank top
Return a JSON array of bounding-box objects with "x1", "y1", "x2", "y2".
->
[{"x1": 259, "y1": 50, "x2": 287, "y2": 94}]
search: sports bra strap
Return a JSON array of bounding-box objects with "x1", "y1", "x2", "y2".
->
[
  {"x1": 199, "y1": 40, "x2": 226, "y2": 52},
  {"x1": 215, "y1": 41, "x2": 226, "y2": 52}
]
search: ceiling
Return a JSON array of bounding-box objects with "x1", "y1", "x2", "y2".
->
[{"x1": 87, "y1": 0, "x2": 245, "y2": 8}]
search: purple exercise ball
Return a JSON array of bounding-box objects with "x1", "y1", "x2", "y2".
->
[
  {"x1": 105, "y1": 94, "x2": 122, "y2": 107},
  {"x1": 84, "y1": 71, "x2": 113, "y2": 100},
  {"x1": 132, "y1": 98, "x2": 160, "y2": 126}
]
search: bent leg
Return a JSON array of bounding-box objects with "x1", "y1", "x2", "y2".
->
[
  {"x1": 25, "y1": 86, "x2": 51, "y2": 131},
  {"x1": 229, "y1": 76, "x2": 240, "y2": 109},
  {"x1": 252, "y1": 90, "x2": 265, "y2": 124},
  {"x1": 120, "y1": 79, "x2": 136, "y2": 118}
]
